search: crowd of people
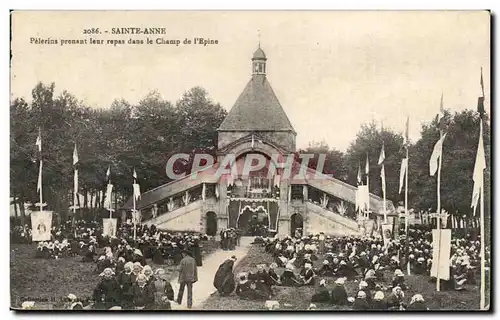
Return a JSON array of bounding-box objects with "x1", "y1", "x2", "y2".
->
[
  {"x1": 16, "y1": 218, "x2": 212, "y2": 310},
  {"x1": 28, "y1": 220, "x2": 208, "y2": 267},
  {"x1": 214, "y1": 225, "x2": 489, "y2": 311},
  {"x1": 219, "y1": 228, "x2": 241, "y2": 250}
]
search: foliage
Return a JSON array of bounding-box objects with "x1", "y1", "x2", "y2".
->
[
  {"x1": 344, "y1": 121, "x2": 406, "y2": 203},
  {"x1": 298, "y1": 140, "x2": 348, "y2": 181},
  {"x1": 409, "y1": 110, "x2": 491, "y2": 221},
  {"x1": 10, "y1": 83, "x2": 226, "y2": 221}
]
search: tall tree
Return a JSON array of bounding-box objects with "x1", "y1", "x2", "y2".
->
[
  {"x1": 299, "y1": 140, "x2": 348, "y2": 181},
  {"x1": 409, "y1": 110, "x2": 491, "y2": 224},
  {"x1": 345, "y1": 121, "x2": 405, "y2": 204}
]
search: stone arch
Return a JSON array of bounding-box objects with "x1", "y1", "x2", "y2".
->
[
  {"x1": 205, "y1": 211, "x2": 218, "y2": 236},
  {"x1": 222, "y1": 137, "x2": 287, "y2": 167},
  {"x1": 290, "y1": 213, "x2": 304, "y2": 237}
]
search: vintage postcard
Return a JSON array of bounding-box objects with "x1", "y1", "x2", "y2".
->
[{"x1": 10, "y1": 10, "x2": 491, "y2": 311}]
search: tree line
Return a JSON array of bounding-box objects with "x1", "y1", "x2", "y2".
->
[
  {"x1": 11, "y1": 82, "x2": 490, "y2": 230},
  {"x1": 10, "y1": 83, "x2": 226, "y2": 225}
]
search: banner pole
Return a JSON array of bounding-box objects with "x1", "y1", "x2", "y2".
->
[
  {"x1": 479, "y1": 121, "x2": 486, "y2": 310},
  {"x1": 436, "y1": 130, "x2": 443, "y2": 292},
  {"x1": 133, "y1": 191, "x2": 137, "y2": 241},
  {"x1": 405, "y1": 148, "x2": 410, "y2": 275}
]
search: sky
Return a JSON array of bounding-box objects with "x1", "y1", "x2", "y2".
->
[{"x1": 10, "y1": 11, "x2": 490, "y2": 152}]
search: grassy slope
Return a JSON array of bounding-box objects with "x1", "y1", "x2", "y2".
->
[
  {"x1": 10, "y1": 240, "x2": 219, "y2": 309},
  {"x1": 201, "y1": 244, "x2": 490, "y2": 311}
]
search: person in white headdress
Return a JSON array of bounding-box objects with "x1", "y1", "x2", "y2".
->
[
  {"x1": 300, "y1": 262, "x2": 316, "y2": 286},
  {"x1": 387, "y1": 286, "x2": 406, "y2": 310},
  {"x1": 66, "y1": 293, "x2": 84, "y2": 310},
  {"x1": 93, "y1": 268, "x2": 120, "y2": 310},
  {"x1": 353, "y1": 291, "x2": 370, "y2": 310},
  {"x1": 281, "y1": 263, "x2": 301, "y2": 286},
  {"x1": 391, "y1": 269, "x2": 407, "y2": 290},
  {"x1": 311, "y1": 279, "x2": 330, "y2": 303},
  {"x1": 407, "y1": 294, "x2": 428, "y2": 310},
  {"x1": 330, "y1": 277, "x2": 348, "y2": 305},
  {"x1": 21, "y1": 301, "x2": 35, "y2": 310},
  {"x1": 371, "y1": 291, "x2": 387, "y2": 310},
  {"x1": 152, "y1": 268, "x2": 174, "y2": 310},
  {"x1": 132, "y1": 273, "x2": 155, "y2": 310},
  {"x1": 117, "y1": 261, "x2": 135, "y2": 309}
]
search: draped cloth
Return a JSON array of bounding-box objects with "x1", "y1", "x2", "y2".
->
[{"x1": 213, "y1": 259, "x2": 236, "y2": 295}]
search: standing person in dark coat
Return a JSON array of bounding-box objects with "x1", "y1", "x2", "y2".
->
[
  {"x1": 176, "y1": 250, "x2": 198, "y2": 309},
  {"x1": 213, "y1": 256, "x2": 237, "y2": 296},
  {"x1": 116, "y1": 262, "x2": 135, "y2": 309},
  {"x1": 93, "y1": 268, "x2": 120, "y2": 310},
  {"x1": 221, "y1": 229, "x2": 227, "y2": 250},
  {"x1": 192, "y1": 237, "x2": 203, "y2": 267},
  {"x1": 153, "y1": 268, "x2": 175, "y2": 306}
]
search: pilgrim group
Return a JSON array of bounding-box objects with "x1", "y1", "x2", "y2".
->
[
  {"x1": 15, "y1": 218, "x2": 210, "y2": 310},
  {"x1": 24, "y1": 220, "x2": 207, "y2": 267},
  {"x1": 212, "y1": 225, "x2": 488, "y2": 310}
]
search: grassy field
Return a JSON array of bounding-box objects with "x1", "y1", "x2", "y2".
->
[
  {"x1": 10, "y1": 240, "x2": 219, "y2": 309},
  {"x1": 201, "y1": 244, "x2": 490, "y2": 311}
]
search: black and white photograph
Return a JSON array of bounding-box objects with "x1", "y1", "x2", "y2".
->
[{"x1": 9, "y1": 10, "x2": 491, "y2": 311}]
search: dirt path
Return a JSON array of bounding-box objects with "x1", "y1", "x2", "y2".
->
[{"x1": 170, "y1": 237, "x2": 254, "y2": 310}]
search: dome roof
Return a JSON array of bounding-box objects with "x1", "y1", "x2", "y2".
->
[{"x1": 252, "y1": 47, "x2": 267, "y2": 60}]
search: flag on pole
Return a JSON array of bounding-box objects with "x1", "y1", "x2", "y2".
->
[
  {"x1": 74, "y1": 169, "x2": 79, "y2": 199},
  {"x1": 37, "y1": 161, "x2": 43, "y2": 192},
  {"x1": 478, "y1": 69, "x2": 486, "y2": 118},
  {"x1": 357, "y1": 162, "x2": 362, "y2": 185},
  {"x1": 429, "y1": 133, "x2": 447, "y2": 176},
  {"x1": 380, "y1": 164, "x2": 386, "y2": 197},
  {"x1": 35, "y1": 128, "x2": 42, "y2": 152},
  {"x1": 378, "y1": 144, "x2": 385, "y2": 165},
  {"x1": 480, "y1": 66, "x2": 485, "y2": 98},
  {"x1": 105, "y1": 184, "x2": 113, "y2": 206},
  {"x1": 471, "y1": 122, "x2": 486, "y2": 215},
  {"x1": 365, "y1": 153, "x2": 369, "y2": 174},
  {"x1": 399, "y1": 158, "x2": 408, "y2": 194},
  {"x1": 438, "y1": 93, "x2": 447, "y2": 132},
  {"x1": 403, "y1": 116, "x2": 409, "y2": 146},
  {"x1": 133, "y1": 184, "x2": 141, "y2": 201},
  {"x1": 355, "y1": 188, "x2": 359, "y2": 212},
  {"x1": 73, "y1": 144, "x2": 79, "y2": 165}
]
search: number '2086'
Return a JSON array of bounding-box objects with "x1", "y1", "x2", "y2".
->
[{"x1": 83, "y1": 28, "x2": 100, "y2": 34}]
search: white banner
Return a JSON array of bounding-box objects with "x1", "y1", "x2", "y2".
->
[
  {"x1": 132, "y1": 210, "x2": 142, "y2": 224},
  {"x1": 102, "y1": 218, "x2": 117, "y2": 237},
  {"x1": 31, "y1": 211, "x2": 53, "y2": 241},
  {"x1": 431, "y1": 229, "x2": 452, "y2": 280},
  {"x1": 104, "y1": 184, "x2": 113, "y2": 208},
  {"x1": 381, "y1": 223, "x2": 393, "y2": 247},
  {"x1": 357, "y1": 185, "x2": 369, "y2": 212}
]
